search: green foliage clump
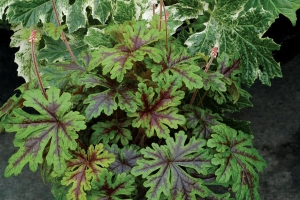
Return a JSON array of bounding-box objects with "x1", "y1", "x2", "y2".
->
[{"x1": 1, "y1": 0, "x2": 299, "y2": 199}]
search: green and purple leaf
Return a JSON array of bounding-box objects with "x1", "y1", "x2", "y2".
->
[
  {"x1": 91, "y1": 119, "x2": 132, "y2": 146},
  {"x1": 61, "y1": 144, "x2": 115, "y2": 200},
  {"x1": 147, "y1": 41, "x2": 204, "y2": 90},
  {"x1": 131, "y1": 131, "x2": 212, "y2": 200},
  {"x1": 106, "y1": 144, "x2": 142, "y2": 174},
  {"x1": 90, "y1": 20, "x2": 164, "y2": 82},
  {"x1": 84, "y1": 78, "x2": 138, "y2": 120},
  {"x1": 89, "y1": 169, "x2": 136, "y2": 200},
  {"x1": 183, "y1": 105, "x2": 222, "y2": 139},
  {"x1": 207, "y1": 124, "x2": 267, "y2": 200},
  {"x1": 3, "y1": 87, "x2": 86, "y2": 177},
  {"x1": 128, "y1": 75, "x2": 186, "y2": 138}
]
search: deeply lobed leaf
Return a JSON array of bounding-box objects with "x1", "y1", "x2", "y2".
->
[
  {"x1": 61, "y1": 144, "x2": 115, "y2": 200},
  {"x1": 3, "y1": 87, "x2": 86, "y2": 177},
  {"x1": 132, "y1": 131, "x2": 212, "y2": 199}
]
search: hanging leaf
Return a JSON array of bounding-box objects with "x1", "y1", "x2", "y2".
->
[
  {"x1": 3, "y1": 87, "x2": 86, "y2": 177},
  {"x1": 89, "y1": 169, "x2": 136, "y2": 200},
  {"x1": 147, "y1": 41, "x2": 204, "y2": 90},
  {"x1": 183, "y1": 104, "x2": 222, "y2": 139},
  {"x1": 128, "y1": 75, "x2": 186, "y2": 138},
  {"x1": 90, "y1": 119, "x2": 132, "y2": 145},
  {"x1": 185, "y1": 1, "x2": 281, "y2": 86},
  {"x1": 90, "y1": 20, "x2": 164, "y2": 82},
  {"x1": 106, "y1": 144, "x2": 142, "y2": 174},
  {"x1": 131, "y1": 131, "x2": 212, "y2": 199},
  {"x1": 244, "y1": 0, "x2": 300, "y2": 26},
  {"x1": 207, "y1": 124, "x2": 267, "y2": 200},
  {"x1": 61, "y1": 144, "x2": 115, "y2": 200},
  {"x1": 83, "y1": 78, "x2": 138, "y2": 120}
]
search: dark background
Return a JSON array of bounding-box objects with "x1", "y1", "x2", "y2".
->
[{"x1": 0, "y1": 10, "x2": 300, "y2": 200}]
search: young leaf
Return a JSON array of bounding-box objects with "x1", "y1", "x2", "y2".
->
[
  {"x1": 90, "y1": 20, "x2": 164, "y2": 82},
  {"x1": 88, "y1": 169, "x2": 136, "y2": 200},
  {"x1": 44, "y1": 22, "x2": 66, "y2": 40},
  {"x1": 106, "y1": 144, "x2": 142, "y2": 174},
  {"x1": 200, "y1": 71, "x2": 227, "y2": 92},
  {"x1": 3, "y1": 87, "x2": 86, "y2": 177},
  {"x1": 128, "y1": 75, "x2": 186, "y2": 138},
  {"x1": 61, "y1": 144, "x2": 115, "y2": 200},
  {"x1": 90, "y1": 119, "x2": 132, "y2": 146},
  {"x1": 186, "y1": 1, "x2": 282, "y2": 86},
  {"x1": 147, "y1": 41, "x2": 204, "y2": 90},
  {"x1": 207, "y1": 124, "x2": 267, "y2": 200},
  {"x1": 83, "y1": 78, "x2": 138, "y2": 120},
  {"x1": 183, "y1": 105, "x2": 222, "y2": 139},
  {"x1": 131, "y1": 131, "x2": 211, "y2": 199}
]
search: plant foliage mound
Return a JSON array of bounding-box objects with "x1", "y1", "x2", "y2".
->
[{"x1": 1, "y1": 0, "x2": 299, "y2": 199}]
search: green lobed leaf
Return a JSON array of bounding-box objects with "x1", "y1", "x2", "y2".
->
[
  {"x1": 131, "y1": 131, "x2": 212, "y2": 199},
  {"x1": 61, "y1": 144, "x2": 115, "y2": 200},
  {"x1": 146, "y1": 41, "x2": 204, "y2": 90},
  {"x1": 83, "y1": 78, "x2": 138, "y2": 121},
  {"x1": 183, "y1": 104, "x2": 222, "y2": 139},
  {"x1": 185, "y1": 1, "x2": 282, "y2": 86},
  {"x1": 88, "y1": 169, "x2": 136, "y2": 200},
  {"x1": 207, "y1": 124, "x2": 267, "y2": 200},
  {"x1": 3, "y1": 87, "x2": 86, "y2": 177},
  {"x1": 90, "y1": 20, "x2": 164, "y2": 82},
  {"x1": 128, "y1": 75, "x2": 186, "y2": 138},
  {"x1": 106, "y1": 144, "x2": 142, "y2": 174},
  {"x1": 90, "y1": 119, "x2": 133, "y2": 146}
]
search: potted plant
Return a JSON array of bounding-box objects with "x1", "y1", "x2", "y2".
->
[{"x1": 0, "y1": 0, "x2": 299, "y2": 199}]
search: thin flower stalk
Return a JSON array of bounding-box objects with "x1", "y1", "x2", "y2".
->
[
  {"x1": 190, "y1": 47, "x2": 219, "y2": 105},
  {"x1": 29, "y1": 30, "x2": 48, "y2": 100}
]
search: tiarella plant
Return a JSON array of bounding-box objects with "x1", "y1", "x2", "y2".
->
[{"x1": 1, "y1": 0, "x2": 299, "y2": 199}]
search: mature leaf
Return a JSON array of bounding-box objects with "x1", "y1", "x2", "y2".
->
[
  {"x1": 42, "y1": 51, "x2": 93, "y2": 88},
  {"x1": 171, "y1": 0, "x2": 206, "y2": 21},
  {"x1": 3, "y1": 87, "x2": 86, "y2": 177},
  {"x1": 6, "y1": 0, "x2": 59, "y2": 27},
  {"x1": 244, "y1": 0, "x2": 300, "y2": 26},
  {"x1": 89, "y1": 169, "x2": 136, "y2": 200},
  {"x1": 87, "y1": 0, "x2": 112, "y2": 24},
  {"x1": 84, "y1": 28, "x2": 113, "y2": 48},
  {"x1": 185, "y1": 1, "x2": 281, "y2": 86},
  {"x1": 9, "y1": 25, "x2": 41, "y2": 82},
  {"x1": 147, "y1": 41, "x2": 204, "y2": 90},
  {"x1": 106, "y1": 144, "x2": 142, "y2": 174},
  {"x1": 128, "y1": 75, "x2": 186, "y2": 138},
  {"x1": 44, "y1": 22, "x2": 66, "y2": 40},
  {"x1": 131, "y1": 131, "x2": 211, "y2": 200},
  {"x1": 90, "y1": 119, "x2": 132, "y2": 145},
  {"x1": 61, "y1": 144, "x2": 115, "y2": 200},
  {"x1": 83, "y1": 78, "x2": 138, "y2": 120},
  {"x1": 113, "y1": 0, "x2": 136, "y2": 23},
  {"x1": 183, "y1": 105, "x2": 222, "y2": 139},
  {"x1": 90, "y1": 20, "x2": 164, "y2": 82},
  {"x1": 207, "y1": 124, "x2": 267, "y2": 200},
  {"x1": 38, "y1": 35, "x2": 88, "y2": 63},
  {"x1": 200, "y1": 71, "x2": 227, "y2": 92}
]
